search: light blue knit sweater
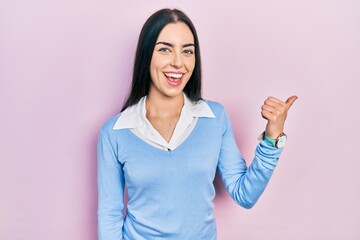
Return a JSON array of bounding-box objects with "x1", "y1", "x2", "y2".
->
[{"x1": 98, "y1": 100, "x2": 283, "y2": 240}]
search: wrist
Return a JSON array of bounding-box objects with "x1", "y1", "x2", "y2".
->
[
  {"x1": 265, "y1": 129, "x2": 283, "y2": 139},
  {"x1": 263, "y1": 132, "x2": 276, "y2": 147},
  {"x1": 261, "y1": 132, "x2": 287, "y2": 148}
]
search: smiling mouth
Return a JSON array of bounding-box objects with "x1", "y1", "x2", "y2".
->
[
  {"x1": 164, "y1": 72, "x2": 183, "y2": 79},
  {"x1": 164, "y1": 72, "x2": 184, "y2": 86}
]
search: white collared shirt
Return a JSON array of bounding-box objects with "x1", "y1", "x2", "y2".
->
[{"x1": 113, "y1": 93, "x2": 215, "y2": 151}]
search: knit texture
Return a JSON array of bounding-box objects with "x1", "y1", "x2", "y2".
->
[{"x1": 98, "y1": 100, "x2": 283, "y2": 240}]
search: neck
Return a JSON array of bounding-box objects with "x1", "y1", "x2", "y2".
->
[{"x1": 146, "y1": 91, "x2": 184, "y2": 118}]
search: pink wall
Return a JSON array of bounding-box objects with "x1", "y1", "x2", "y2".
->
[{"x1": 1, "y1": 0, "x2": 359, "y2": 239}]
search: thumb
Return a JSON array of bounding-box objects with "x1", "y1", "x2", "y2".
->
[{"x1": 285, "y1": 95, "x2": 298, "y2": 110}]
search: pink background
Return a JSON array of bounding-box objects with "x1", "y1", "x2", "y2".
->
[{"x1": 1, "y1": 0, "x2": 359, "y2": 239}]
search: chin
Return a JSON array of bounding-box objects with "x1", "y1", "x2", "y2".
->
[{"x1": 162, "y1": 89, "x2": 185, "y2": 98}]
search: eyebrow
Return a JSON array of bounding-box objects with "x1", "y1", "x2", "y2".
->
[{"x1": 155, "y1": 41, "x2": 195, "y2": 48}]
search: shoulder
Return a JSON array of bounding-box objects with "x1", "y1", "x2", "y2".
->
[
  {"x1": 202, "y1": 99, "x2": 232, "y2": 132},
  {"x1": 203, "y1": 99, "x2": 226, "y2": 118},
  {"x1": 99, "y1": 113, "x2": 122, "y2": 136}
]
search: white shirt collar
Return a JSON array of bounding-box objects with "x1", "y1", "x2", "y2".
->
[{"x1": 113, "y1": 93, "x2": 215, "y2": 130}]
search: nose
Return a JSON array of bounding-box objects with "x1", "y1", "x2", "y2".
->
[{"x1": 170, "y1": 51, "x2": 183, "y2": 68}]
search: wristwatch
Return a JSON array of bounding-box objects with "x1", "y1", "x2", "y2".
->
[{"x1": 263, "y1": 132, "x2": 287, "y2": 148}]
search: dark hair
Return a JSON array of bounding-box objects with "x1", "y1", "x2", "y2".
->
[{"x1": 121, "y1": 8, "x2": 202, "y2": 112}]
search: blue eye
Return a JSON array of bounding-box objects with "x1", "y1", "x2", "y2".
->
[
  {"x1": 183, "y1": 49, "x2": 194, "y2": 55},
  {"x1": 159, "y1": 48, "x2": 171, "y2": 53}
]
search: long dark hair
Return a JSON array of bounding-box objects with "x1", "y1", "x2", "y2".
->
[{"x1": 121, "y1": 8, "x2": 202, "y2": 112}]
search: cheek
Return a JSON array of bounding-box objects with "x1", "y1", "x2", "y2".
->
[
  {"x1": 185, "y1": 57, "x2": 196, "y2": 73},
  {"x1": 150, "y1": 54, "x2": 157, "y2": 71},
  {"x1": 151, "y1": 55, "x2": 169, "y2": 72},
  {"x1": 150, "y1": 57, "x2": 161, "y2": 78},
  {"x1": 149, "y1": 63, "x2": 156, "y2": 81}
]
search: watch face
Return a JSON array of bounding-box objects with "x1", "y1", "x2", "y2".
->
[{"x1": 276, "y1": 135, "x2": 287, "y2": 148}]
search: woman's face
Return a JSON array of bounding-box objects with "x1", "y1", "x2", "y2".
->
[{"x1": 149, "y1": 22, "x2": 195, "y2": 99}]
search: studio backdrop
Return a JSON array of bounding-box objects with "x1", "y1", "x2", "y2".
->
[{"x1": 0, "y1": 0, "x2": 359, "y2": 239}]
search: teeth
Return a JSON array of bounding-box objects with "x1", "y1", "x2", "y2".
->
[{"x1": 165, "y1": 73, "x2": 183, "y2": 79}]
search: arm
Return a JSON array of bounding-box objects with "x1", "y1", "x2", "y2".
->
[
  {"x1": 97, "y1": 127, "x2": 125, "y2": 240},
  {"x1": 217, "y1": 110, "x2": 282, "y2": 209},
  {"x1": 218, "y1": 96, "x2": 297, "y2": 209}
]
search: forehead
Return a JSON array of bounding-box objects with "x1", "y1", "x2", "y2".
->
[{"x1": 156, "y1": 22, "x2": 194, "y2": 44}]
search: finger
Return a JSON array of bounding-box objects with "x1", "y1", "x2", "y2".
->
[
  {"x1": 261, "y1": 109, "x2": 275, "y2": 121},
  {"x1": 266, "y1": 96, "x2": 284, "y2": 105},
  {"x1": 261, "y1": 104, "x2": 278, "y2": 114},
  {"x1": 285, "y1": 95, "x2": 298, "y2": 110},
  {"x1": 264, "y1": 97, "x2": 284, "y2": 108},
  {"x1": 265, "y1": 97, "x2": 288, "y2": 112}
]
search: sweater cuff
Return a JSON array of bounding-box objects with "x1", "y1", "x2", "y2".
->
[{"x1": 256, "y1": 140, "x2": 283, "y2": 169}]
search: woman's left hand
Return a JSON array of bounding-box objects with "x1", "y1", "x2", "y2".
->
[{"x1": 261, "y1": 95, "x2": 298, "y2": 139}]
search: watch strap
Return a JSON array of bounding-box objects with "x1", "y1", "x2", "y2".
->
[{"x1": 262, "y1": 132, "x2": 276, "y2": 147}]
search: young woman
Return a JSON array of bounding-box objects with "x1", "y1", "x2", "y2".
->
[{"x1": 98, "y1": 8, "x2": 297, "y2": 240}]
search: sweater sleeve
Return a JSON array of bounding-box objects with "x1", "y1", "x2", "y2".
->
[
  {"x1": 217, "y1": 108, "x2": 283, "y2": 209},
  {"x1": 97, "y1": 126, "x2": 125, "y2": 239}
]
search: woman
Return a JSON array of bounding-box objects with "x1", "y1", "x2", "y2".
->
[{"x1": 98, "y1": 8, "x2": 297, "y2": 240}]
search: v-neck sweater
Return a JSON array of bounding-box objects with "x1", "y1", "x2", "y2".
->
[{"x1": 98, "y1": 100, "x2": 283, "y2": 240}]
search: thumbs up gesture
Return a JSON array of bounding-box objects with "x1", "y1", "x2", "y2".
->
[{"x1": 261, "y1": 96, "x2": 298, "y2": 139}]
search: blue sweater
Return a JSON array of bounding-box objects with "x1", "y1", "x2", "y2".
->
[{"x1": 98, "y1": 101, "x2": 283, "y2": 240}]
